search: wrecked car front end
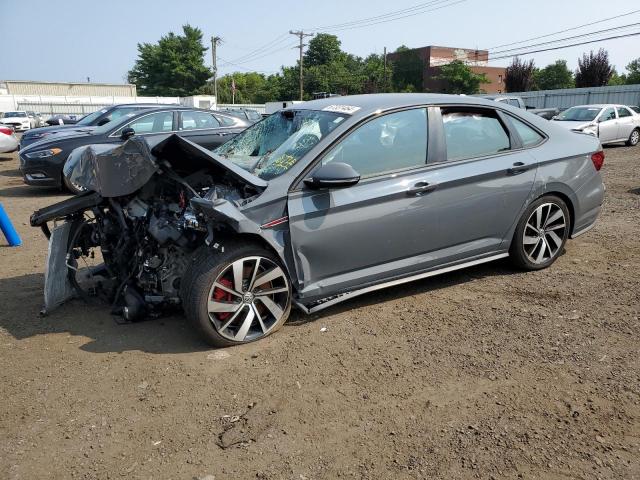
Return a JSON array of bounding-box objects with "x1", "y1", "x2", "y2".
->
[{"x1": 31, "y1": 134, "x2": 271, "y2": 318}]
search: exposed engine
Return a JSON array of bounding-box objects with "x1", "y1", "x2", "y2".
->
[{"x1": 32, "y1": 134, "x2": 262, "y2": 320}]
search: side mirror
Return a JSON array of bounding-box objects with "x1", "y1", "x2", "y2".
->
[
  {"x1": 97, "y1": 118, "x2": 110, "y2": 126},
  {"x1": 121, "y1": 127, "x2": 135, "y2": 140},
  {"x1": 304, "y1": 162, "x2": 360, "y2": 189}
]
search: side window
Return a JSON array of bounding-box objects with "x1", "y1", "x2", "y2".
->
[
  {"x1": 508, "y1": 116, "x2": 544, "y2": 147},
  {"x1": 507, "y1": 99, "x2": 521, "y2": 108},
  {"x1": 600, "y1": 108, "x2": 616, "y2": 122},
  {"x1": 181, "y1": 111, "x2": 220, "y2": 130},
  {"x1": 322, "y1": 108, "x2": 428, "y2": 178},
  {"x1": 119, "y1": 111, "x2": 173, "y2": 135},
  {"x1": 215, "y1": 114, "x2": 236, "y2": 127},
  {"x1": 617, "y1": 107, "x2": 632, "y2": 118},
  {"x1": 108, "y1": 107, "x2": 141, "y2": 122},
  {"x1": 442, "y1": 109, "x2": 510, "y2": 161}
]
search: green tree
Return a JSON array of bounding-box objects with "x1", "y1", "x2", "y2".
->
[
  {"x1": 575, "y1": 49, "x2": 613, "y2": 87},
  {"x1": 304, "y1": 34, "x2": 343, "y2": 67},
  {"x1": 624, "y1": 58, "x2": 640, "y2": 84},
  {"x1": 435, "y1": 60, "x2": 489, "y2": 94},
  {"x1": 127, "y1": 25, "x2": 211, "y2": 96},
  {"x1": 505, "y1": 57, "x2": 536, "y2": 92},
  {"x1": 390, "y1": 46, "x2": 424, "y2": 92},
  {"x1": 608, "y1": 69, "x2": 627, "y2": 86},
  {"x1": 533, "y1": 60, "x2": 574, "y2": 90}
]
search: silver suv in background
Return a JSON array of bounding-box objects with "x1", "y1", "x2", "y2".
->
[{"x1": 551, "y1": 104, "x2": 640, "y2": 146}]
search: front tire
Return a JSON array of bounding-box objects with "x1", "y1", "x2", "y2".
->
[
  {"x1": 181, "y1": 243, "x2": 292, "y2": 348},
  {"x1": 62, "y1": 172, "x2": 87, "y2": 195},
  {"x1": 627, "y1": 128, "x2": 640, "y2": 147},
  {"x1": 510, "y1": 195, "x2": 570, "y2": 270}
]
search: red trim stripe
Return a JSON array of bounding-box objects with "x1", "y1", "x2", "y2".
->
[{"x1": 260, "y1": 216, "x2": 289, "y2": 229}]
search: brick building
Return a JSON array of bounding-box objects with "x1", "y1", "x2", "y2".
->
[{"x1": 387, "y1": 45, "x2": 506, "y2": 94}]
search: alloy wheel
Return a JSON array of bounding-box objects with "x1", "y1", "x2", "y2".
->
[
  {"x1": 523, "y1": 202, "x2": 567, "y2": 264},
  {"x1": 631, "y1": 130, "x2": 640, "y2": 146},
  {"x1": 207, "y1": 256, "x2": 290, "y2": 342}
]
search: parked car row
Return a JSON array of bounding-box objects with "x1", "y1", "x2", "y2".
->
[{"x1": 19, "y1": 105, "x2": 250, "y2": 192}]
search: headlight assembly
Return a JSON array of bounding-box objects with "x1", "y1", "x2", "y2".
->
[{"x1": 25, "y1": 148, "x2": 62, "y2": 159}]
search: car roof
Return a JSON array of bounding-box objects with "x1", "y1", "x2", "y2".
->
[
  {"x1": 291, "y1": 93, "x2": 512, "y2": 118},
  {"x1": 567, "y1": 104, "x2": 625, "y2": 109},
  {"x1": 109, "y1": 103, "x2": 180, "y2": 108}
]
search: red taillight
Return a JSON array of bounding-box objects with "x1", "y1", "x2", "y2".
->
[
  {"x1": 591, "y1": 150, "x2": 605, "y2": 171},
  {"x1": 0, "y1": 126, "x2": 13, "y2": 136}
]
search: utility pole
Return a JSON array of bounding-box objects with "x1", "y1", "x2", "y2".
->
[
  {"x1": 211, "y1": 36, "x2": 221, "y2": 104},
  {"x1": 383, "y1": 47, "x2": 387, "y2": 93},
  {"x1": 289, "y1": 30, "x2": 314, "y2": 101}
]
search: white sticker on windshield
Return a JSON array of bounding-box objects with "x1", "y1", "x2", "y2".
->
[{"x1": 322, "y1": 105, "x2": 361, "y2": 115}]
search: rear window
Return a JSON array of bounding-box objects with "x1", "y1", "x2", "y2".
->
[
  {"x1": 508, "y1": 116, "x2": 544, "y2": 147},
  {"x1": 442, "y1": 108, "x2": 510, "y2": 161}
]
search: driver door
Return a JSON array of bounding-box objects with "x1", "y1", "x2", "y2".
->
[{"x1": 287, "y1": 108, "x2": 437, "y2": 299}]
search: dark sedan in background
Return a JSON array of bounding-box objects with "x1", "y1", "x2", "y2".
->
[
  {"x1": 20, "y1": 107, "x2": 249, "y2": 191},
  {"x1": 20, "y1": 103, "x2": 173, "y2": 148}
]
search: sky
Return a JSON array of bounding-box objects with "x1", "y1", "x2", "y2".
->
[{"x1": 1, "y1": 0, "x2": 638, "y2": 84}]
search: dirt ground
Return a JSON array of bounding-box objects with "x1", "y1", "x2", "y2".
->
[{"x1": 0, "y1": 138, "x2": 638, "y2": 480}]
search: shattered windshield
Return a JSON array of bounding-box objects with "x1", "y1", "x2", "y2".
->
[{"x1": 215, "y1": 110, "x2": 347, "y2": 180}]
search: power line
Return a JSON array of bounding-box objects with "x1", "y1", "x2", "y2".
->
[
  {"x1": 487, "y1": 30, "x2": 640, "y2": 62},
  {"x1": 316, "y1": 0, "x2": 468, "y2": 33},
  {"x1": 217, "y1": 56, "x2": 279, "y2": 75},
  {"x1": 226, "y1": 33, "x2": 290, "y2": 64},
  {"x1": 306, "y1": 0, "x2": 457, "y2": 32},
  {"x1": 491, "y1": 21, "x2": 640, "y2": 56},
  {"x1": 487, "y1": 8, "x2": 640, "y2": 50},
  {"x1": 228, "y1": 41, "x2": 299, "y2": 66}
]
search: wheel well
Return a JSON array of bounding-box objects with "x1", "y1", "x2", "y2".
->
[{"x1": 536, "y1": 191, "x2": 575, "y2": 234}]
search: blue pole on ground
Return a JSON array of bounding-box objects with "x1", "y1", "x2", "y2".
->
[{"x1": 0, "y1": 202, "x2": 22, "y2": 247}]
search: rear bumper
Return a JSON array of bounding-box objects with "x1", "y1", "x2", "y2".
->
[{"x1": 571, "y1": 178, "x2": 605, "y2": 238}]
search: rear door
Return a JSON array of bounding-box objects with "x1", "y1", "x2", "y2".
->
[
  {"x1": 597, "y1": 107, "x2": 618, "y2": 143},
  {"x1": 615, "y1": 106, "x2": 636, "y2": 140},
  {"x1": 109, "y1": 110, "x2": 175, "y2": 142},
  {"x1": 177, "y1": 110, "x2": 238, "y2": 149},
  {"x1": 399, "y1": 106, "x2": 539, "y2": 262}
]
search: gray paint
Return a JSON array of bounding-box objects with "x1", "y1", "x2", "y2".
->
[{"x1": 208, "y1": 94, "x2": 603, "y2": 308}]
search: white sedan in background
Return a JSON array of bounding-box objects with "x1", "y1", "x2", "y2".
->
[
  {"x1": 0, "y1": 125, "x2": 19, "y2": 153},
  {"x1": 552, "y1": 104, "x2": 640, "y2": 146},
  {"x1": 0, "y1": 111, "x2": 33, "y2": 131}
]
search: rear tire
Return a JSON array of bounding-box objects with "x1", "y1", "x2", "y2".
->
[
  {"x1": 627, "y1": 128, "x2": 640, "y2": 147},
  {"x1": 510, "y1": 195, "x2": 570, "y2": 270},
  {"x1": 181, "y1": 242, "x2": 292, "y2": 348}
]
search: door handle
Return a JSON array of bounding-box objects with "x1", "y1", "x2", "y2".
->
[
  {"x1": 507, "y1": 162, "x2": 531, "y2": 175},
  {"x1": 407, "y1": 181, "x2": 438, "y2": 196}
]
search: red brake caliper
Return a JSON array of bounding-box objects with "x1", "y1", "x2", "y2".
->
[{"x1": 212, "y1": 278, "x2": 234, "y2": 320}]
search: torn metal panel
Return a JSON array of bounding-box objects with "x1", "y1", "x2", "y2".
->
[
  {"x1": 43, "y1": 222, "x2": 75, "y2": 314},
  {"x1": 64, "y1": 137, "x2": 157, "y2": 197}
]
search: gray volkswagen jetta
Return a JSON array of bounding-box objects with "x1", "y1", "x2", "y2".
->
[{"x1": 32, "y1": 93, "x2": 604, "y2": 347}]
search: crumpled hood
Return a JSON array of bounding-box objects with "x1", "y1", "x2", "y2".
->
[{"x1": 551, "y1": 120, "x2": 593, "y2": 131}]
